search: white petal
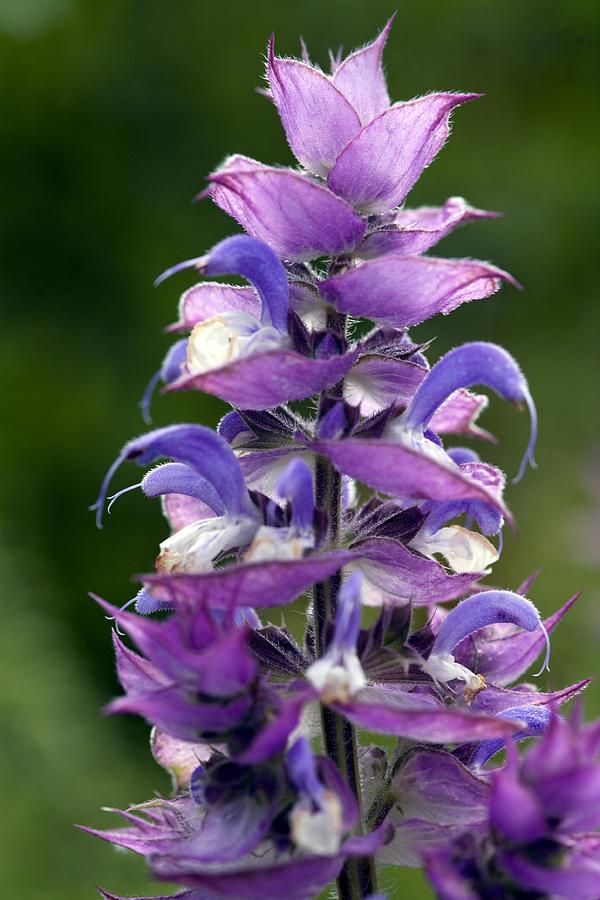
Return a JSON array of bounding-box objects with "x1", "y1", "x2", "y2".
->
[
  {"x1": 410, "y1": 524, "x2": 499, "y2": 574},
  {"x1": 383, "y1": 420, "x2": 456, "y2": 468},
  {"x1": 157, "y1": 515, "x2": 257, "y2": 573},
  {"x1": 290, "y1": 790, "x2": 343, "y2": 856},
  {"x1": 306, "y1": 651, "x2": 367, "y2": 703},
  {"x1": 422, "y1": 651, "x2": 486, "y2": 700},
  {"x1": 243, "y1": 525, "x2": 314, "y2": 563},
  {"x1": 186, "y1": 311, "x2": 285, "y2": 375}
]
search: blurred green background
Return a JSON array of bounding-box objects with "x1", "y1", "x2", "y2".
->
[{"x1": 1, "y1": 1, "x2": 599, "y2": 897}]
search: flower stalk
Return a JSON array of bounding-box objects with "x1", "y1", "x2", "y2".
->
[
  {"x1": 314, "y1": 451, "x2": 377, "y2": 899},
  {"x1": 84, "y1": 17, "x2": 599, "y2": 900}
]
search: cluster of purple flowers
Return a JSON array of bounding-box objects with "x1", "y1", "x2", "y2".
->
[{"x1": 85, "y1": 18, "x2": 600, "y2": 900}]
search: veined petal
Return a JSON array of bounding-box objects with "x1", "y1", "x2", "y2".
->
[
  {"x1": 308, "y1": 437, "x2": 511, "y2": 520},
  {"x1": 167, "y1": 282, "x2": 260, "y2": 332},
  {"x1": 150, "y1": 727, "x2": 213, "y2": 791},
  {"x1": 319, "y1": 256, "x2": 513, "y2": 328},
  {"x1": 327, "y1": 93, "x2": 481, "y2": 213},
  {"x1": 206, "y1": 155, "x2": 366, "y2": 261},
  {"x1": 267, "y1": 37, "x2": 361, "y2": 175},
  {"x1": 390, "y1": 748, "x2": 489, "y2": 825},
  {"x1": 238, "y1": 447, "x2": 313, "y2": 495},
  {"x1": 179, "y1": 787, "x2": 281, "y2": 864},
  {"x1": 333, "y1": 685, "x2": 520, "y2": 743},
  {"x1": 162, "y1": 492, "x2": 216, "y2": 530},
  {"x1": 143, "y1": 550, "x2": 357, "y2": 610},
  {"x1": 355, "y1": 197, "x2": 498, "y2": 259},
  {"x1": 409, "y1": 524, "x2": 499, "y2": 575},
  {"x1": 151, "y1": 849, "x2": 345, "y2": 900},
  {"x1": 343, "y1": 356, "x2": 426, "y2": 415},
  {"x1": 167, "y1": 347, "x2": 358, "y2": 410},
  {"x1": 430, "y1": 389, "x2": 495, "y2": 442},
  {"x1": 349, "y1": 537, "x2": 484, "y2": 606},
  {"x1": 331, "y1": 15, "x2": 394, "y2": 124}
]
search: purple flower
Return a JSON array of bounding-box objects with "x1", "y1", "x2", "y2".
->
[
  {"x1": 424, "y1": 714, "x2": 600, "y2": 899},
  {"x1": 155, "y1": 235, "x2": 357, "y2": 409},
  {"x1": 95, "y1": 598, "x2": 257, "y2": 742},
  {"x1": 85, "y1": 17, "x2": 591, "y2": 900}
]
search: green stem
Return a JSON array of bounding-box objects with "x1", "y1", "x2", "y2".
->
[{"x1": 313, "y1": 427, "x2": 378, "y2": 897}]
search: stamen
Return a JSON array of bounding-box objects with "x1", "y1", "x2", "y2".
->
[
  {"x1": 532, "y1": 620, "x2": 551, "y2": 677},
  {"x1": 513, "y1": 384, "x2": 538, "y2": 483},
  {"x1": 154, "y1": 256, "x2": 207, "y2": 288},
  {"x1": 139, "y1": 369, "x2": 162, "y2": 425},
  {"x1": 104, "y1": 594, "x2": 137, "y2": 636},
  {"x1": 107, "y1": 482, "x2": 142, "y2": 515}
]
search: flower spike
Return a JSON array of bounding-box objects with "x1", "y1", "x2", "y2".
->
[{"x1": 85, "y1": 20, "x2": 590, "y2": 900}]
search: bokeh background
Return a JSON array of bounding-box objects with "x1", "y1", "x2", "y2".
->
[{"x1": 1, "y1": 1, "x2": 599, "y2": 897}]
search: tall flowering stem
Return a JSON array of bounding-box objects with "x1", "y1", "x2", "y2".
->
[
  {"x1": 314, "y1": 449, "x2": 374, "y2": 898},
  {"x1": 85, "y1": 18, "x2": 599, "y2": 900},
  {"x1": 314, "y1": 305, "x2": 376, "y2": 898}
]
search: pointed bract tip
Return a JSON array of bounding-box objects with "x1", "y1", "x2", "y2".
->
[
  {"x1": 154, "y1": 256, "x2": 207, "y2": 287},
  {"x1": 106, "y1": 482, "x2": 142, "y2": 515},
  {"x1": 299, "y1": 35, "x2": 309, "y2": 62},
  {"x1": 193, "y1": 186, "x2": 211, "y2": 203}
]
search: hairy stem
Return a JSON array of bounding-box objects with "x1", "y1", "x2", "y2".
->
[{"x1": 313, "y1": 368, "x2": 378, "y2": 898}]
